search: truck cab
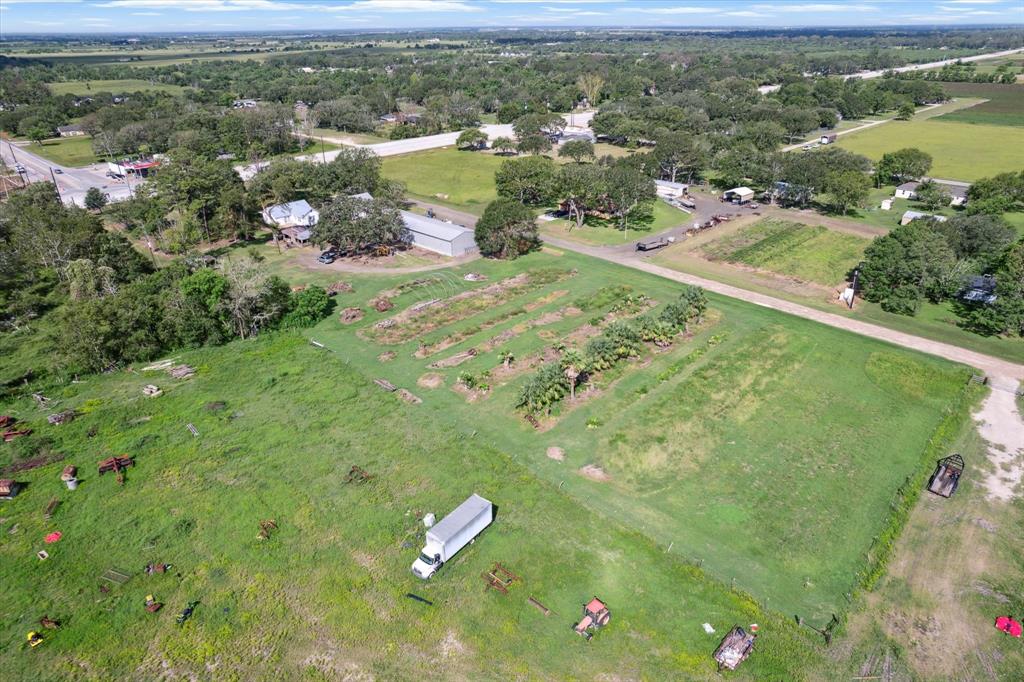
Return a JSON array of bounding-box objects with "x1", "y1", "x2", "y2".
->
[{"x1": 412, "y1": 546, "x2": 443, "y2": 579}]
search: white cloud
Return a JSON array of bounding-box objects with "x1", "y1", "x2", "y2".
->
[
  {"x1": 753, "y1": 2, "x2": 877, "y2": 10},
  {"x1": 130, "y1": 11, "x2": 163, "y2": 14},
  {"x1": 23, "y1": 19, "x2": 64, "y2": 25},
  {"x1": 725, "y1": 10, "x2": 768, "y2": 17},
  {"x1": 331, "y1": 0, "x2": 481, "y2": 10},
  {"x1": 634, "y1": 6, "x2": 715, "y2": 14},
  {"x1": 943, "y1": 0, "x2": 1002, "y2": 4}
]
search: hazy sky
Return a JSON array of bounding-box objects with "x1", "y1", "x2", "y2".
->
[{"x1": 1, "y1": 0, "x2": 1022, "y2": 33}]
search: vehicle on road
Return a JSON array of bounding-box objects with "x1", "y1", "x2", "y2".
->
[
  {"x1": 317, "y1": 251, "x2": 336, "y2": 264},
  {"x1": 53, "y1": 169, "x2": 63, "y2": 174},
  {"x1": 636, "y1": 236, "x2": 674, "y2": 252},
  {"x1": 411, "y1": 493, "x2": 493, "y2": 579}
]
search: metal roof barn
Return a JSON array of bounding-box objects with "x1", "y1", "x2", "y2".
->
[{"x1": 400, "y1": 210, "x2": 477, "y2": 257}]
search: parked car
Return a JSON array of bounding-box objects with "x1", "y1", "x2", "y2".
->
[
  {"x1": 53, "y1": 168, "x2": 63, "y2": 174},
  {"x1": 317, "y1": 251, "x2": 336, "y2": 264}
]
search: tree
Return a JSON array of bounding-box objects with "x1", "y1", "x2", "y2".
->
[
  {"x1": 492, "y1": 136, "x2": 517, "y2": 155},
  {"x1": 559, "y1": 139, "x2": 595, "y2": 164},
  {"x1": 513, "y1": 112, "x2": 565, "y2": 141},
  {"x1": 605, "y1": 164, "x2": 656, "y2": 238},
  {"x1": 495, "y1": 156, "x2": 558, "y2": 206},
  {"x1": 282, "y1": 286, "x2": 331, "y2": 328},
  {"x1": 896, "y1": 100, "x2": 916, "y2": 120},
  {"x1": 577, "y1": 73, "x2": 605, "y2": 107},
  {"x1": 933, "y1": 214, "x2": 1016, "y2": 266},
  {"x1": 28, "y1": 126, "x2": 48, "y2": 146},
  {"x1": 561, "y1": 348, "x2": 585, "y2": 401},
  {"x1": 474, "y1": 198, "x2": 540, "y2": 259},
  {"x1": 824, "y1": 170, "x2": 870, "y2": 214},
  {"x1": 652, "y1": 132, "x2": 707, "y2": 184},
  {"x1": 557, "y1": 164, "x2": 606, "y2": 230},
  {"x1": 313, "y1": 195, "x2": 408, "y2": 254},
  {"x1": 914, "y1": 180, "x2": 950, "y2": 211},
  {"x1": 961, "y1": 239, "x2": 1024, "y2": 336},
  {"x1": 860, "y1": 222, "x2": 957, "y2": 313},
  {"x1": 875, "y1": 147, "x2": 932, "y2": 186},
  {"x1": 456, "y1": 128, "x2": 488, "y2": 151},
  {"x1": 516, "y1": 133, "x2": 552, "y2": 156},
  {"x1": 84, "y1": 187, "x2": 107, "y2": 211},
  {"x1": 219, "y1": 255, "x2": 291, "y2": 339}
]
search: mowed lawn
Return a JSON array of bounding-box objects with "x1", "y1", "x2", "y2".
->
[
  {"x1": 47, "y1": 79, "x2": 189, "y2": 96},
  {"x1": 381, "y1": 147, "x2": 504, "y2": 214},
  {"x1": 303, "y1": 250, "x2": 972, "y2": 621},
  {"x1": 541, "y1": 200, "x2": 691, "y2": 246},
  {"x1": 700, "y1": 217, "x2": 870, "y2": 285},
  {"x1": 25, "y1": 136, "x2": 99, "y2": 167},
  {"x1": 836, "y1": 118, "x2": 1024, "y2": 181},
  {"x1": 0, "y1": 332, "x2": 822, "y2": 680}
]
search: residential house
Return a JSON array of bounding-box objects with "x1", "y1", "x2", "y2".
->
[
  {"x1": 262, "y1": 200, "x2": 320, "y2": 246},
  {"x1": 894, "y1": 181, "x2": 920, "y2": 199}
]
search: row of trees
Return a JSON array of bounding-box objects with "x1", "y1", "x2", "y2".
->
[{"x1": 517, "y1": 286, "x2": 707, "y2": 414}]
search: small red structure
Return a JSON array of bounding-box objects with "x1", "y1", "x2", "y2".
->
[
  {"x1": 44, "y1": 532, "x2": 62, "y2": 544},
  {"x1": 573, "y1": 597, "x2": 611, "y2": 641},
  {"x1": 714, "y1": 626, "x2": 757, "y2": 671},
  {"x1": 996, "y1": 616, "x2": 1022, "y2": 638},
  {"x1": 98, "y1": 456, "x2": 134, "y2": 475}
]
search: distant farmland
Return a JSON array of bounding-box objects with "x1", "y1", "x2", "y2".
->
[
  {"x1": 47, "y1": 79, "x2": 189, "y2": 96},
  {"x1": 936, "y1": 82, "x2": 1024, "y2": 127}
]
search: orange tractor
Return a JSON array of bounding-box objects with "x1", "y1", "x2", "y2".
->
[{"x1": 572, "y1": 597, "x2": 611, "y2": 641}]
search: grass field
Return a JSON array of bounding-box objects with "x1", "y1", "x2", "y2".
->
[
  {"x1": 540, "y1": 200, "x2": 690, "y2": 246},
  {"x1": 382, "y1": 147, "x2": 504, "y2": 214},
  {"x1": 24, "y1": 137, "x2": 99, "y2": 167},
  {"x1": 936, "y1": 82, "x2": 1024, "y2": 127},
  {"x1": 47, "y1": 79, "x2": 189, "y2": 96},
  {"x1": 836, "y1": 118, "x2": 1024, "y2": 181},
  {"x1": 700, "y1": 217, "x2": 869, "y2": 285}
]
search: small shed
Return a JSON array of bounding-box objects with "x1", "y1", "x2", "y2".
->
[
  {"x1": 894, "y1": 181, "x2": 921, "y2": 200},
  {"x1": 723, "y1": 187, "x2": 755, "y2": 204},
  {"x1": 400, "y1": 211, "x2": 477, "y2": 257},
  {"x1": 881, "y1": 198, "x2": 893, "y2": 211}
]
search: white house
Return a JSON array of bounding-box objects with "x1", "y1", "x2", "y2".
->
[
  {"x1": 938, "y1": 182, "x2": 969, "y2": 207},
  {"x1": 894, "y1": 181, "x2": 920, "y2": 199},
  {"x1": 56, "y1": 125, "x2": 85, "y2": 137},
  {"x1": 400, "y1": 210, "x2": 477, "y2": 257},
  {"x1": 655, "y1": 179, "x2": 688, "y2": 198},
  {"x1": 263, "y1": 200, "x2": 319, "y2": 228}
]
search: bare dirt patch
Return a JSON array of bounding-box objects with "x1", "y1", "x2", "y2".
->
[
  {"x1": 579, "y1": 464, "x2": 611, "y2": 482},
  {"x1": 377, "y1": 351, "x2": 396, "y2": 362},
  {"x1": 339, "y1": 307, "x2": 364, "y2": 324},
  {"x1": 429, "y1": 349, "x2": 477, "y2": 369},
  {"x1": 417, "y1": 373, "x2": 445, "y2": 389},
  {"x1": 546, "y1": 446, "x2": 565, "y2": 461},
  {"x1": 974, "y1": 380, "x2": 1024, "y2": 502},
  {"x1": 396, "y1": 389, "x2": 422, "y2": 405}
]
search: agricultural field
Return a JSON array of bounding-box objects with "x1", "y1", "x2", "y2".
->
[
  {"x1": 937, "y1": 82, "x2": 1024, "y2": 127},
  {"x1": 699, "y1": 217, "x2": 869, "y2": 285},
  {"x1": 836, "y1": 118, "x2": 1024, "y2": 181},
  {"x1": 46, "y1": 79, "x2": 189, "y2": 97},
  {"x1": 381, "y1": 147, "x2": 504, "y2": 215},
  {"x1": 22, "y1": 137, "x2": 99, "y2": 167},
  {"x1": 540, "y1": 200, "x2": 690, "y2": 246}
]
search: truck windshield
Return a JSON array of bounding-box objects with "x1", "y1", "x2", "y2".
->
[{"x1": 418, "y1": 553, "x2": 436, "y2": 565}]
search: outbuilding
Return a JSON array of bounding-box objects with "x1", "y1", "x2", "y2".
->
[
  {"x1": 400, "y1": 210, "x2": 477, "y2": 257},
  {"x1": 57, "y1": 125, "x2": 85, "y2": 137},
  {"x1": 894, "y1": 181, "x2": 920, "y2": 200},
  {"x1": 900, "y1": 210, "x2": 948, "y2": 226},
  {"x1": 655, "y1": 179, "x2": 688, "y2": 198},
  {"x1": 723, "y1": 187, "x2": 755, "y2": 204}
]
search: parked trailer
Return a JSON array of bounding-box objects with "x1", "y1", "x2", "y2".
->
[
  {"x1": 411, "y1": 494, "x2": 493, "y2": 579},
  {"x1": 636, "y1": 236, "x2": 674, "y2": 252}
]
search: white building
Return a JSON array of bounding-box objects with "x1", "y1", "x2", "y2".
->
[
  {"x1": 894, "y1": 181, "x2": 920, "y2": 199},
  {"x1": 723, "y1": 187, "x2": 755, "y2": 204},
  {"x1": 655, "y1": 179, "x2": 688, "y2": 198},
  {"x1": 400, "y1": 210, "x2": 477, "y2": 257}
]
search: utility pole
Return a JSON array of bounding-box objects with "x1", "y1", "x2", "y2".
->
[
  {"x1": 321, "y1": 135, "x2": 326, "y2": 164},
  {"x1": 48, "y1": 167, "x2": 63, "y2": 204}
]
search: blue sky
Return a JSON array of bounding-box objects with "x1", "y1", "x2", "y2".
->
[{"x1": 0, "y1": 0, "x2": 1021, "y2": 33}]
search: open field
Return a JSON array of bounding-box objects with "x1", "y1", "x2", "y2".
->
[
  {"x1": 47, "y1": 79, "x2": 189, "y2": 97},
  {"x1": 700, "y1": 217, "x2": 869, "y2": 285},
  {"x1": 22, "y1": 137, "x2": 99, "y2": 167},
  {"x1": 540, "y1": 200, "x2": 690, "y2": 246},
  {"x1": 936, "y1": 82, "x2": 1024, "y2": 127},
  {"x1": 288, "y1": 250, "x2": 974, "y2": 622},
  {"x1": 836, "y1": 118, "x2": 1024, "y2": 181},
  {"x1": 381, "y1": 147, "x2": 504, "y2": 214},
  {"x1": 0, "y1": 329, "x2": 826, "y2": 680},
  {"x1": 308, "y1": 128, "x2": 389, "y2": 145}
]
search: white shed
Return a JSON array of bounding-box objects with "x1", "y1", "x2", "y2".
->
[
  {"x1": 400, "y1": 211, "x2": 477, "y2": 257},
  {"x1": 723, "y1": 187, "x2": 755, "y2": 204},
  {"x1": 655, "y1": 179, "x2": 688, "y2": 198}
]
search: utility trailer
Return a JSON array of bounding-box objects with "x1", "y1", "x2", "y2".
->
[
  {"x1": 713, "y1": 626, "x2": 757, "y2": 671},
  {"x1": 635, "y1": 236, "x2": 673, "y2": 252},
  {"x1": 411, "y1": 494, "x2": 493, "y2": 579},
  {"x1": 927, "y1": 454, "x2": 964, "y2": 498}
]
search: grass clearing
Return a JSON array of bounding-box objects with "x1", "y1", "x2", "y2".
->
[
  {"x1": 541, "y1": 200, "x2": 691, "y2": 246},
  {"x1": 836, "y1": 118, "x2": 1024, "y2": 181},
  {"x1": 381, "y1": 147, "x2": 504, "y2": 214},
  {"x1": 700, "y1": 217, "x2": 869, "y2": 285},
  {"x1": 47, "y1": 79, "x2": 189, "y2": 96},
  {"x1": 937, "y1": 82, "x2": 1024, "y2": 127},
  {"x1": 23, "y1": 136, "x2": 99, "y2": 167}
]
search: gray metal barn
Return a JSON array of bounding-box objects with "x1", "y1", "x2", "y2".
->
[{"x1": 400, "y1": 211, "x2": 477, "y2": 257}]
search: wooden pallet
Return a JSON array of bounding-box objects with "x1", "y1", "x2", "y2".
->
[{"x1": 482, "y1": 562, "x2": 520, "y2": 594}]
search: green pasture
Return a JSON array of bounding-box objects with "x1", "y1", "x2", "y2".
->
[
  {"x1": 700, "y1": 217, "x2": 869, "y2": 285},
  {"x1": 937, "y1": 82, "x2": 1024, "y2": 127},
  {"x1": 0, "y1": 331, "x2": 823, "y2": 680},
  {"x1": 47, "y1": 79, "x2": 189, "y2": 96},
  {"x1": 381, "y1": 147, "x2": 504, "y2": 215},
  {"x1": 295, "y1": 250, "x2": 971, "y2": 622},
  {"x1": 25, "y1": 137, "x2": 99, "y2": 167},
  {"x1": 836, "y1": 118, "x2": 1024, "y2": 181}
]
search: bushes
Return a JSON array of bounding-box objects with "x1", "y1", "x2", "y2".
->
[{"x1": 517, "y1": 285, "x2": 707, "y2": 414}]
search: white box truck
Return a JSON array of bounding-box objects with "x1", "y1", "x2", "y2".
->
[{"x1": 411, "y1": 493, "x2": 493, "y2": 579}]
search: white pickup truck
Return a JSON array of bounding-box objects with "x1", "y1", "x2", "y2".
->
[{"x1": 411, "y1": 494, "x2": 493, "y2": 579}]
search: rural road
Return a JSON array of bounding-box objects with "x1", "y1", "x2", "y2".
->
[
  {"x1": 0, "y1": 139, "x2": 133, "y2": 207},
  {"x1": 843, "y1": 47, "x2": 1024, "y2": 81}
]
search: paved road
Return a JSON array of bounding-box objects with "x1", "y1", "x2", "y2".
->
[
  {"x1": 0, "y1": 139, "x2": 134, "y2": 206},
  {"x1": 843, "y1": 47, "x2": 1024, "y2": 81}
]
